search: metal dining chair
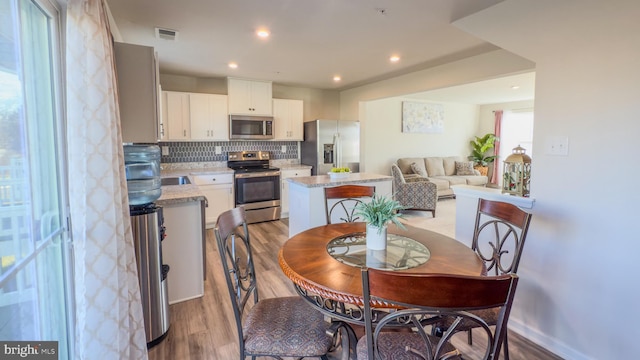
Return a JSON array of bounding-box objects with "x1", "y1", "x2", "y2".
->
[
  {"x1": 358, "y1": 268, "x2": 519, "y2": 360},
  {"x1": 324, "y1": 184, "x2": 375, "y2": 224},
  {"x1": 438, "y1": 198, "x2": 533, "y2": 360},
  {"x1": 214, "y1": 207, "x2": 350, "y2": 359}
]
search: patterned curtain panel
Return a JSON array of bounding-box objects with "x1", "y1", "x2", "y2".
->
[{"x1": 66, "y1": 0, "x2": 148, "y2": 358}]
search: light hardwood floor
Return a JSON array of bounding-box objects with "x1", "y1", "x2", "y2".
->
[{"x1": 149, "y1": 201, "x2": 562, "y2": 360}]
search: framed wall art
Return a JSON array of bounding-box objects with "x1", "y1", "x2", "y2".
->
[{"x1": 402, "y1": 101, "x2": 444, "y2": 133}]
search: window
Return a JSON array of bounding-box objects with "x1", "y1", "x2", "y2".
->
[
  {"x1": 0, "y1": 0, "x2": 72, "y2": 357},
  {"x1": 497, "y1": 110, "x2": 534, "y2": 186}
]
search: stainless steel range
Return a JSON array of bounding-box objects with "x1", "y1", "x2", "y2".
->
[{"x1": 227, "y1": 151, "x2": 281, "y2": 224}]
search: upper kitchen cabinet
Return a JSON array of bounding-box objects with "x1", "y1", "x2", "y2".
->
[
  {"x1": 162, "y1": 91, "x2": 190, "y2": 140},
  {"x1": 273, "y1": 98, "x2": 304, "y2": 140},
  {"x1": 114, "y1": 42, "x2": 159, "y2": 143},
  {"x1": 227, "y1": 78, "x2": 272, "y2": 116},
  {"x1": 189, "y1": 93, "x2": 229, "y2": 140}
]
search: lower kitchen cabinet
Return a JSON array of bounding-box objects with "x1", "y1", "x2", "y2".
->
[
  {"x1": 161, "y1": 199, "x2": 205, "y2": 304},
  {"x1": 192, "y1": 173, "x2": 234, "y2": 228},
  {"x1": 280, "y1": 168, "x2": 311, "y2": 217}
]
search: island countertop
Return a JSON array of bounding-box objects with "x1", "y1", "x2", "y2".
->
[
  {"x1": 286, "y1": 173, "x2": 393, "y2": 237},
  {"x1": 287, "y1": 172, "x2": 392, "y2": 188}
]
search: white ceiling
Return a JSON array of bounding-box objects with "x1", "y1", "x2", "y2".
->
[
  {"x1": 407, "y1": 72, "x2": 535, "y2": 105},
  {"x1": 106, "y1": 0, "x2": 535, "y2": 103}
]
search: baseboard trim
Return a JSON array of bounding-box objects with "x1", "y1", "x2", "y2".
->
[{"x1": 509, "y1": 318, "x2": 591, "y2": 360}]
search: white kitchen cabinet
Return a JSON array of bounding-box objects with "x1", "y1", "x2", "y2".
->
[
  {"x1": 192, "y1": 173, "x2": 234, "y2": 228},
  {"x1": 162, "y1": 199, "x2": 205, "y2": 304},
  {"x1": 227, "y1": 78, "x2": 273, "y2": 116},
  {"x1": 162, "y1": 91, "x2": 190, "y2": 140},
  {"x1": 189, "y1": 93, "x2": 229, "y2": 140},
  {"x1": 114, "y1": 42, "x2": 160, "y2": 143},
  {"x1": 273, "y1": 98, "x2": 304, "y2": 140},
  {"x1": 280, "y1": 168, "x2": 311, "y2": 217}
]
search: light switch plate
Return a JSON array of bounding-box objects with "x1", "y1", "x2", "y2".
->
[
  {"x1": 545, "y1": 136, "x2": 569, "y2": 156},
  {"x1": 161, "y1": 146, "x2": 169, "y2": 156},
  {"x1": 215, "y1": 146, "x2": 222, "y2": 155}
]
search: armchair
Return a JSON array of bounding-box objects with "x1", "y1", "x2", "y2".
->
[{"x1": 391, "y1": 164, "x2": 437, "y2": 217}]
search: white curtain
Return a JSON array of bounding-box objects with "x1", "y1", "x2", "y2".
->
[{"x1": 66, "y1": 0, "x2": 148, "y2": 358}]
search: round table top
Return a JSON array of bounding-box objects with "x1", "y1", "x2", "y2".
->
[{"x1": 278, "y1": 222, "x2": 486, "y2": 306}]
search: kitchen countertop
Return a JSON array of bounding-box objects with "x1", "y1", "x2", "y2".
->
[
  {"x1": 278, "y1": 164, "x2": 312, "y2": 171},
  {"x1": 287, "y1": 172, "x2": 392, "y2": 188},
  {"x1": 157, "y1": 184, "x2": 206, "y2": 206},
  {"x1": 161, "y1": 167, "x2": 234, "y2": 177},
  {"x1": 157, "y1": 163, "x2": 311, "y2": 205}
]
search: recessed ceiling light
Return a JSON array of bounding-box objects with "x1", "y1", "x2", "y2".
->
[
  {"x1": 333, "y1": 75, "x2": 341, "y2": 82},
  {"x1": 256, "y1": 29, "x2": 270, "y2": 38},
  {"x1": 511, "y1": 85, "x2": 520, "y2": 90},
  {"x1": 228, "y1": 62, "x2": 238, "y2": 69},
  {"x1": 390, "y1": 55, "x2": 400, "y2": 63}
]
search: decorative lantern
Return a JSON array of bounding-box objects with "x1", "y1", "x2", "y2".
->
[{"x1": 502, "y1": 145, "x2": 531, "y2": 197}]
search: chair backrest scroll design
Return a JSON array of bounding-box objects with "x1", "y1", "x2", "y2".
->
[
  {"x1": 361, "y1": 268, "x2": 519, "y2": 360},
  {"x1": 214, "y1": 207, "x2": 258, "y2": 351},
  {"x1": 324, "y1": 185, "x2": 375, "y2": 224},
  {"x1": 471, "y1": 198, "x2": 533, "y2": 275}
]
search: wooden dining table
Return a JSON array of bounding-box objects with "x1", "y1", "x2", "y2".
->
[{"x1": 278, "y1": 222, "x2": 486, "y2": 324}]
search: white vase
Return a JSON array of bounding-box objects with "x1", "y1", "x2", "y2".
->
[{"x1": 366, "y1": 223, "x2": 388, "y2": 250}]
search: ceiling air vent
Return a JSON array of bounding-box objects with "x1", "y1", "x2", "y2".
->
[{"x1": 155, "y1": 27, "x2": 178, "y2": 41}]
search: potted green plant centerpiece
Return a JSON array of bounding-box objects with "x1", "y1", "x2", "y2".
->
[
  {"x1": 469, "y1": 133, "x2": 499, "y2": 176},
  {"x1": 355, "y1": 193, "x2": 406, "y2": 250}
]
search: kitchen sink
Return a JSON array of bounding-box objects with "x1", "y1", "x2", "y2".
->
[{"x1": 161, "y1": 176, "x2": 191, "y2": 186}]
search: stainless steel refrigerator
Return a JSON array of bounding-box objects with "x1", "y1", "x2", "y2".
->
[{"x1": 301, "y1": 119, "x2": 360, "y2": 175}]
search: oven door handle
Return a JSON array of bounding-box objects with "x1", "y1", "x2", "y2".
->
[{"x1": 235, "y1": 171, "x2": 281, "y2": 179}]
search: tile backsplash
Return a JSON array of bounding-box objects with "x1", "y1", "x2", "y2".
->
[{"x1": 159, "y1": 140, "x2": 298, "y2": 163}]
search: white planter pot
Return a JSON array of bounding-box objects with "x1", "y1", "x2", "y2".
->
[{"x1": 366, "y1": 223, "x2": 387, "y2": 250}]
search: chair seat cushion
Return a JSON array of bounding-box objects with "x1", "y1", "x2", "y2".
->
[
  {"x1": 437, "y1": 307, "x2": 500, "y2": 331},
  {"x1": 404, "y1": 174, "x2": 428, "y2": 183},
  {"x1": 356, "y1": 331, "x2": 457, "y2": 360},
  {"x1": 243, "y1": 296, "x2": 333, "y2": 356}
]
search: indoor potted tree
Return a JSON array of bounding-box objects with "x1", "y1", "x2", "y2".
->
[
  {"x1": 355, "y1": 193, "x2": 406, "y2": 250},
  {"x1": 468, "y1": 133, "x2": 498, "y2": 176}
]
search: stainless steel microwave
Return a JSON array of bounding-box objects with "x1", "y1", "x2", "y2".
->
[{"x1": 229, "y1": 115, "x2": 274, "y2": 140}]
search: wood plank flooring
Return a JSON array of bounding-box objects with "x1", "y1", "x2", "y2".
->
[{"x1": 148, "y1": 215, "x2": 562, "y2": 360}]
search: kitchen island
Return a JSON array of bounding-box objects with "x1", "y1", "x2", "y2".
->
[{"x1": 287, "y1": 172, "x2": 392, "y2": 237}]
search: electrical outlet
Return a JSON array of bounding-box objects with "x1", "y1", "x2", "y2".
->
[
  {"x1": 215, "y1": 146, "x2": 222, "y2": 155},
  {"x1": 161, "y1": 146, "x2": 169, "y2": 156},
  {"x1": 281, "y1": 145, "x2": 287, "y2": 153}
]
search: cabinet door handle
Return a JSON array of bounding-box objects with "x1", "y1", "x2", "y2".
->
[{"x1": 183, "y1": 129, "x2": 186, "y2": 137}]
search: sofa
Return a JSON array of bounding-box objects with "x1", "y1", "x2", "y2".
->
[{"x1": 396, "y1": 156, "x2": 488, "y2": 198}]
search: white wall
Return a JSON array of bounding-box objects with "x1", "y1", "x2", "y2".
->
[
  {"x1": 341, "y1": 1, "x2": 640, "y2": 359},
  {"x1": 362, "y1": 97, "x2": 478, "y2": 174},
  {"x1": 454, "y1": 1, "x2": 640, "y2": 359}
]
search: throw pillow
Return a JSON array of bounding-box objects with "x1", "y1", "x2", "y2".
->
[
  {"x1": 410, "y1": 162, "x2": 428, "y2": 177},
  {"x1": 455, "y1": 161, "x2": 476, "y2": 176}
]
